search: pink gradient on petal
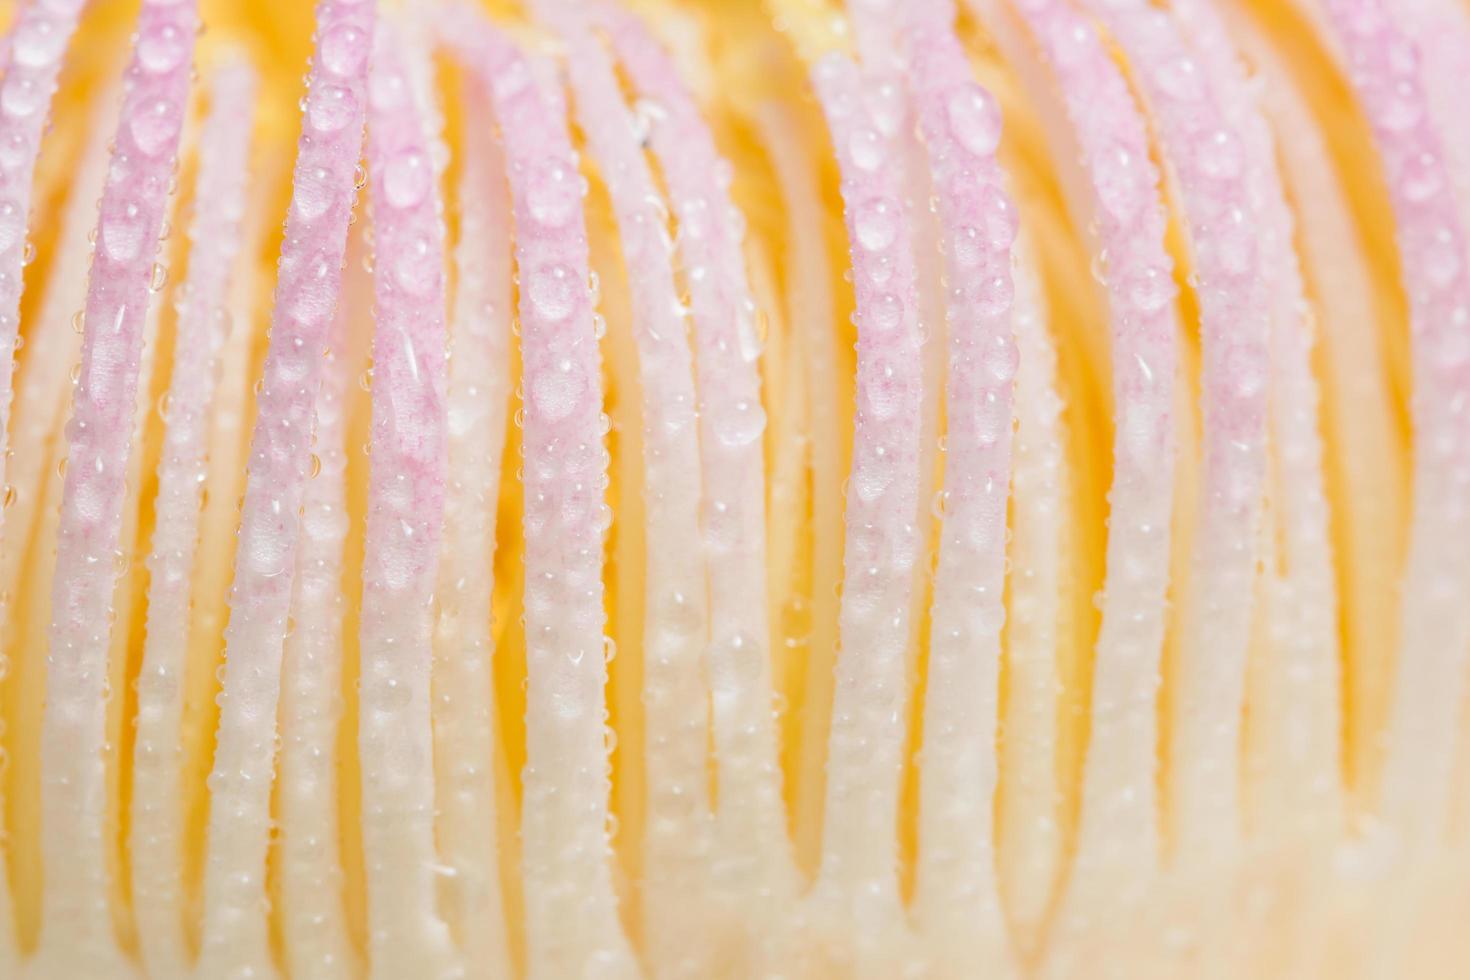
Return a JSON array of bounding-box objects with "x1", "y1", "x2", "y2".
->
[
  {"x1": 38, "y1": 0, "x2": 199, "y2": 971},
  {"x1": 198, "y1": 1, "x2": 375, "y2": 973}
]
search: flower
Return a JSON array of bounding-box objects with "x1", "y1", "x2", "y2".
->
[{"x1": 0, "y1": 0, "x2": 1465, "y2": 976}]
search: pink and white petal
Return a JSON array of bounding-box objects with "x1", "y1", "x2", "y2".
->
[
  {"x1": 130, "y1": 58, "x2": 257, "y2": 980},
  {"x1": 198, "y1": 0, "x2": 375, "y2": 974},
  {"x1": 437, "y1": 6, "x2": 639, "y2": 974},
  {"x1": 355, "y1": 24, "x2": 458, "y2": 976},
  {"x1": 548, "y1": 6, "x2": 719, "y2": 972}
]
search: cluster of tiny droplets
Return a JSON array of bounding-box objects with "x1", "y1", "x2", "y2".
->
[
  {"x1": 130, "y1": 60, "x2": 256, "y2": 980},
  {"x1": 0, "y1": 0, "x2": 86, "y2": 661},
  {"x1": 556, "y1": 10, "x2": 720, "y2": 975},
  {"x1": 357, "y1": 26, "x2": 459, "y2": 978},
  {"x1": 1006, "y1": 0, "x2": 1178, "y2": 890},
  {"x1": 36, "y1": 0, "x2": 198, "y2": 973},
  {"x1": 1325, "y1": 0, "x2": 1470, "y2": 837},
  {"x1": 902, "y1": 10, "x2": 1018, "y2": 965},
  {"x1": 199, "y1": 0, "x2": 373, "y2": 974},
  {"x1": 428, "y1": 51, "x2": 517, "y2": 980},
  {"x1": 1173, "y1": 0, "x2": 1340, "y2": 829},
  {"x1": 810, "y1": 53, "x2": 924, "y2": 934},
  {"x1": 595, "y1": 6, "x2": 793, "y2": 904},
  {"x1": 437, "y1": 7, "x2": 639, "y2": 974},
  {"x1": 1082, "y1": 0, "x2": 1272, "y2": 860}
]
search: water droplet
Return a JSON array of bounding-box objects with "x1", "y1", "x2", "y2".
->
[
  {"x1": 71, "y1": 310, "x2": 85, "y2": 334},
  {"x1": 1128, "y1": 265, "x2": 1174, "y2": 313},
  {"x1": 382, "y1": 149, "x2": 429, "y2": 209},
  {"x1": 1372, "y1": 79, "x2": 1422, "y2": 133},
  {"x1": 248, "y1": 516, "x2": 291, "y2": 578},
  {"x1": 862, "y1": 359, "x2": 904, "y2": 420},
  {"x1": 529, "y1": 358, "x2": 586, "y2": 423},
  {"x1": 101, "y1": 205, "x2": 145, "y2": 262},
  {"x1": 526, "y1": 160, "x2": 579, "y2": 228},
  {"x1": 0, "y1": 76, "x2": 43, "y2": 118},
  {"x1": 393, "y1": 234, "x2": 438, "y2": 297},
  {"x1": 320, "y1": 22, "x2": 369, "y2": 78},
  {"x1": 852, "y1": 444, "x2": 896, "y2": 501},
  {"x1": 736, "y1": 299, "x2": 766, "y2": 362},
  {"x1": 2, "y1": 485, "x2": 16, "y2": 509},
  {"x1": 11, "y1": 19, "x2": 59, "y2": 70},
  {"x1": 951, "y1": 225, "x2": 984, "y2": 268},
  {"x1": 1400, "y1": 150, "x2": 1443, "y2": 203},
  {"x1": 715, "y1": 398, "x2": 766, "y2": 447},
  {"x1": 946, "y1": 86, "x2": 1001, "y2": 157},
  {"x1": 309, "y1": 453, "x2": 322, "y2": 478},
  {"x1": 150, "y1": 262, "x2": 168, "y2": 291},
  {"x1": 1092, "y1": 141, "x2": 1142, "y2": 221},
  {"x1": 1226, "y1": 344, "x2": 1267, "y2": 400},
  {"x1": 1196, "y1": 127, "x2": 1244, "y2": 181},
  {"x1": 0, "y1": 201, "x2": 23, "y2": 255},
  {"x1": 1418, "y1": 225, "x2": 1462, "y2": 289},
  {"x1": 983, "y1": 335, "x2": 1019, "y2": 383},
  {"x1": 866, "y1": 292, "x2": 903, "y2": 334},
  {"x1": 307, "y1": 83, "x2": 356, "y2": 135},
  {"x1": 129, "y1": 98, "x2": 181, "y2": 156},
  {"x1": 974, "y1": 391, "x2": 1008, "y2": 446},
  {"x1": 137, "y1": 21, "x2": 187, "y2": 74},
  {"x1": 978, "y1": 186, "x2": 1017, "y2": 250},
  {"x1": 527, "y1": 264, "x2": 577, "y2": 321},
  {"x1": 293, "y1": 166, "x2": 334, "y2": 221},
  {"x1": 855, "y1": 198, "x2": 898, "y2": 252},
  {"x1": 848, "y1": 127, "x2": 885, "y2": 171},
  {"x1": 1154, "y1": 55, "x2": 1204, "y2": 102}
]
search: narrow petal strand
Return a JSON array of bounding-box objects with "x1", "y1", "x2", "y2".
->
[
  {"x1": 356, "y1": 24, "x2": 457, "y2": 977},
  {"x1": 439, "y1": 7, "x2": 639, "y2": 974},
  {"x1": 37, "y1": 0, "x2": 199, "y2": 971},
  {"x1": 808, "y1": 53, "x2": 925, "y2": 971},
  {"x1": 198, "y1": 0, "x2": 375, "y2": 973},
  {"x1": 550, "y1": 8, "x2": 719, "y2": 973},
  {"x1": 130, "y1": 58, "x2": 257, "y2": 980}
]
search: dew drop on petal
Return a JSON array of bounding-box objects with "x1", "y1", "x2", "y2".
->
[
  {"x1": 848, "y1": 127, "x2": 885, "y2": 171},
  {"x1": 526, "y1": 161, "x2": 579, "y2": 228},
  {"x1": 715, "y1": 398, "x2": 767, "y2": 448},
  {"x1": 137, "y1": 21, "x2": 187, "y2": 74},
  {"x1": 101, "y1": 205, "x2": 145, "y2": 263},
  {"x1": 320, "y1": 22, "x2": 369, "y2": 78},
  {"x1": 527, "y1": 264, "x2": 577, "y2": 322},
  {"x1": 14, "y1": 17, "x2": 66, "y2": 69},
  {"x1": 1092, "y1": 141, "x2": 1142, "y2": 221},
  {"x1": 382, "y1": 150, "x2": 429, "y2": 209},
  {"x1": 867, "y1": 292, "x2": 903, "y2": 334},
  {"x1": 0, "y1": 76, "x2": 43, "y2": 118},
  {"x1": 855, "y1": 198, "x2": 898, "y2": 252},
  {"x1": 0, "y1": 201, "x2": 23, "y2": 254},
  {"x1": 946, "y1": 86, "x2": 1001, "y2": 157},
  {"x1": 529, "y1": 358, "x2": 586, "y2": 423},
  {"x1": 129, "y1": 98, "x2": 181, "y2": 156},
  {"x1": 983, "y1": 335, "x2": 1019, "y2": 383},
  {"x1": 293, "y1": 167, "x2": 334, "y2": 221},
  {"x1": 393, "y1": 235, "x2": 438, "y2": 297},
  {"x1": 307, "y1": 83, "x2": 357, "y2": 135},
  {"x1": 248, "y1": 518, "x2": 291, "y2": 578}
]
